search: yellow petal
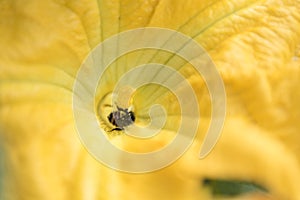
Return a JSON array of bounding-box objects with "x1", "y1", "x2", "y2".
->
[{"x1": 1, "y1": 0, "x2": 300, "y2": 199}]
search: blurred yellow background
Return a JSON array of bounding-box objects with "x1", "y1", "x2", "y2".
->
[{"x1": 0, "y1": 0, "x2": 300, "y2": 199}]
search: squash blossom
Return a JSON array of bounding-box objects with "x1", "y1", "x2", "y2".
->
[{"x1": 0, "y1": 0, "x2": 300, "y2": 200}]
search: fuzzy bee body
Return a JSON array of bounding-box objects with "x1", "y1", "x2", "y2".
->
[{"x1": 107, "y1": 106, "x2": 135, "y2": 131}]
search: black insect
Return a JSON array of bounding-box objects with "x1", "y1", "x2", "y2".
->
[{"x1": 107, "y1": 106, "x2": 135, "y2": 132}]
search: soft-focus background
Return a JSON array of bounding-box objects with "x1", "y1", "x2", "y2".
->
[{"x1": 0, "y1": 0, "x2": 300, "y2": 199}]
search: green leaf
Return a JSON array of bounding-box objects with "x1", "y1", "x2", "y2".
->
[{"x1": 203, "y1": 179, "x2": 268, "y2": 197}]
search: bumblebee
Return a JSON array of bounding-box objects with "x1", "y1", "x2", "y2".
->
[{"x1": 107, "y1": 106, "x2": 135, "y2": 131}]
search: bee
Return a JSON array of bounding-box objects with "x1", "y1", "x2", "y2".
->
[{"x1": 107, "y1": 106, "x2": 135, "y2": 132}]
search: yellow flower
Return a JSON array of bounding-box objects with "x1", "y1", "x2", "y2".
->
[{"x1": 0, "y1": 0, "x2": 300, "y2": 199}]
